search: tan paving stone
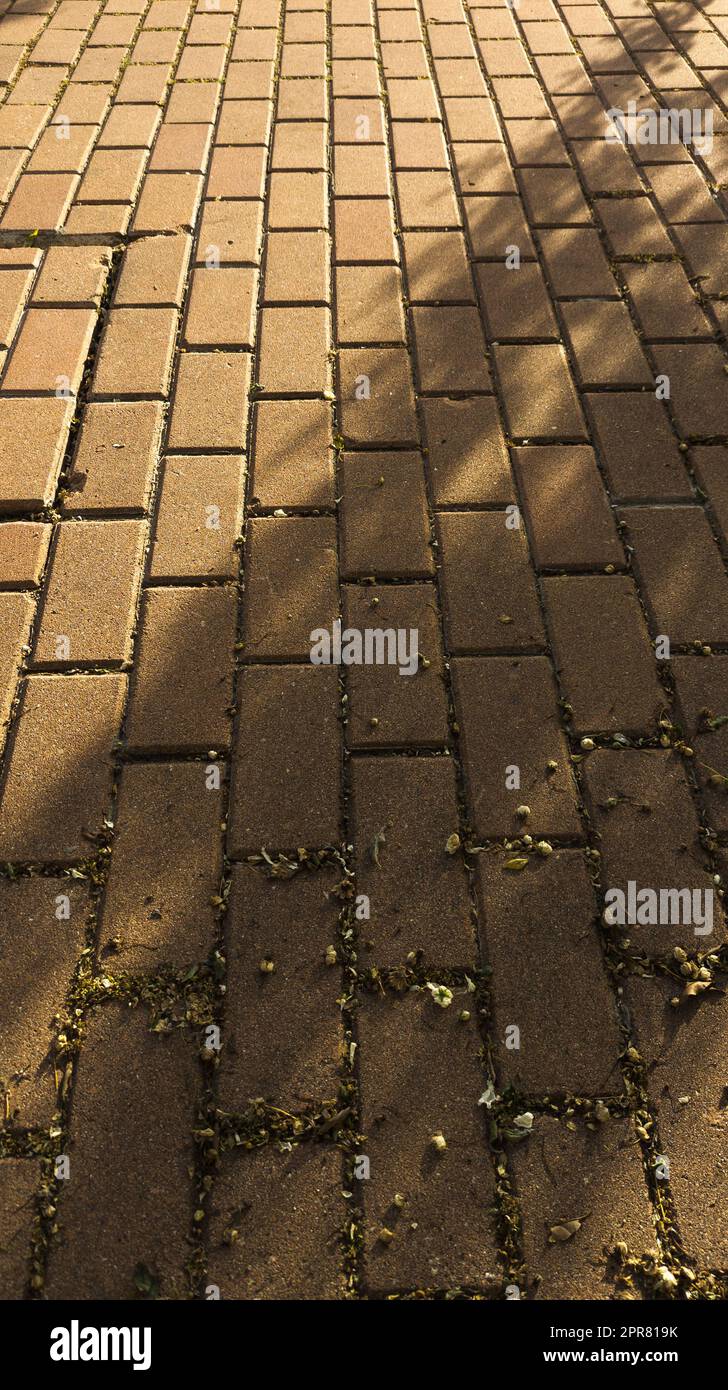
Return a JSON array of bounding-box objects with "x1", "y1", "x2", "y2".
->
[
  {"x1": 476, "y1": 850, "x2": 623, "y2": 1094},
  {"x1": 511, "y1": 1118, "x2": 656, "y2": 1299},
  {"x1": 33, "y1": 520, "x2": 146, "y2": 668},
  {"x1": 543, "y1": 575, "x2": 663, "y2": 735},
  {"x1": 359, "y1": 991, "x2": 498, "y2": 1292},
  {"x1": 452, "y1": 656, "x2": 581, "y2": 838},
  {"x1": 624, "y1": 976, "x2": 728, "y2": 1268},
  {"x1": 0, "y1": 522, "x2": 50, "y2": 589},
  {"x1": 582, "y1": 749, "x2": 722, "y2": 954},
  {"x1": 150, "y1": 453, "x2": 244, "y2": 579},
  {"x1": 0, "y1": 1161, "x2": 39, "y2": 1297},
  {"x1": 351, "y1": 756, "x2": 474, "y2": 965},
  {"x1": 3, "y1": 307, "x2": 96, "y2": 395},
  {"x1": 45, "y1": 1004, "x2": 198, "y2": 1298},
  {"x1": 168, "y1": 352, "x2": 251, "y2": 451},
  {"x1": 207, "y1": 1147, "x2": 345, "y2": 1300},
  {"x1": 0, "y1": 673, "x2": 126, "y2": 863},
  {"x1": 242, "y1": 516, "x2": 338, "y2": 660},
  {"x1": 250, "y1": 400, "x2": 334, "y2": 508},
  {"x1": 125, "y1": 586, "x2": 236, "y2": 754},
  {"x1": 91, "y1": 307, "x2": 178, "y2": 397},
  {"x1": 229, "y1": 665, "x2": 341, "y2": 856},
  {"x1": 64, "y1": 401, "x2": 164, "y2": 514},
  {"x1": 101, "y1": 762, "x2": 222, "y2": 968},
  {"x1": 0, "y1": 877, "x2": 89, "y2": 1127},
  {"x1": 32, "y1": 246, "x2": 111, "y2": 308},
  {"x1": 217, "y1": 867, "x2": 342, "y2": 1111},
  {"x1": 339, "y1": 451, "x2": 433, "y2": 578},
  {"x1": 343, "y1": 584, "x2": 448, "y2": 747},
  {"x1": 437, "y1": 512, "x2": 545, "y2": 653},
  {"x1": 0, "y1": 397, "x2": 74, "y2": 512}
]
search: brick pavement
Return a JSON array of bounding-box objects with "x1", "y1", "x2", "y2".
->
[{"x1": 0, "y1": 0, "x2": 726, "y2": 1304}]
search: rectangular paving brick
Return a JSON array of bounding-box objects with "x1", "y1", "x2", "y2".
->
[
  {"x1": 562, "y1": 299, "x2": 653, "y2": 388},
  {"x1": 351, "y1": 755, "x2": 475, "y2": 965},
  {"x1": 437, "y1": 512, "x2": 545, "y2": 653},
  {"x1": 342, "y1": 584, "x2": 448, "y2": 748},
  {"x1": 0, "y1": 1161, "x2": 39, "y2": 1298},
  {"x1": 218, "y1": 867, "x2": 342, "y2": 1111},
  {"x1": 476, "y1": 849, "x2": 622, "y2": 1094},
  {"x1": 99, "y1": 763, "x2": 222, "y2": 969},
  {"x1": 150, "y1": 454, "x2": 244, "y2": 580},
  {"x1": 115, "y1": 234, "x2": 191, "y2": 307},
  {"x1": 64, "y1": 401, "x2": 164, "y2": 514},
  {"x1": 494, "y1": 344, "x2": 587, "y2": 439},
  {"x1": 207, "y1": 1147, "x2": 344, "y2": 1300},
  {"x1": 91, "y1": 307, "x2": 177, "y2": 397},
  {"x1": 0, "y1": 878, "x2": 88, "y2": 1127},
  {"x1": 544, "y1": 575, "x2": 663, "y2": 735},
  {"x1": 403, "y1": 229, "x2": 473, "y2": 303},
  {"x1": 268, "y1": 170, "x2": 328, "y2": 228},
  {"x1": 396, "y1": 169, "x2": 461, "y2": 228},
  {"x1": 539, "y1": 227, "x2": 619, "y2": 298},
  {"x1": 622, "y1": 261, "x2": 712, "y2": 341},
  {"x1": 3, "y1": 306, "x2": 96, "y2": 395},
  {"x1": 0, "y1": 592, "x2": 32, "y2": 752},
  {"x1": 411, "y1": 305, "x2": 490, "y2": 392},
  {"x1": 692, "y1": 445, "x2": 728, "y2": 547},
  {"x1": 672, "y1": 654, "x2": 728, "y2": 836},
  {"x1": 338, "y1": 347, "x2": 418, "y2": 445},
  {"x1": 257, "y1": 306, "x2": 331, "y2": 393},
  {"x1": 624, "y1": 505, "x2": 728, "y2": 647},
  {"x1": 477, "y1": 261, "x2": 559, "y2": 340},
  {"x1": 229, "y1": 665, "x2": 341, "y2": 856},
  {"x1": 125, "y1": 586, "x2": 236, "y2": 753},
  {"x1": 336, "y1": 264, "x2": 405, "y2": 345},
  {"x1": 452, "y1": 656, "x2": 581, "y2": 838},
  {"x1": 513, "y1": 445, "x2": 622, "y2": 568},
  {"x1": 582, "y1": 749, "x2": 722, "y2": 954},
  {"x1": 207, "y1": 146, "x2": 267, "y2": 199},
  {"x1": 45, "y1": 1005, "x2": 197, "y2": 1298},
  {"x1": 586, "y1": 394, "x2": 691, "y2": 501},
  {"x1": 264, "y1": 229, "x2": 329, "y2": 303},
  {"x1": 132, "y1": 171, "x2": 204, "y2": 232},
  {"x1": 242, "y1": 516, "x2": 338, "y2": 660},
  {"x1": 197, "y1": 200, "x2": 264, "y2": 267},
  {"x1": 334, "y1": 197, "x2": 398, "y2": 262},
  {"x1": 650, "y1": 344, "x2": 728, "y2": 437},
  {"x1": 250, "y1": 400, "x2": 334, "y2": 509},
  {"x1": 168, "y1": 352, "x2": 251, "y2": 451},
  {"x1": 511, "y1": 1118, "x2": 655, "y2": 1299},
  {"x1": 32, "y1": 246, "x2": 111, "y2": 309},
  {"x1": 421, "y1": 397, "x2": 513, "y2": 506},
  {"x1": 339, "y1": 452, "x2": 433, "y2": 578},
  {"x1": 27, "y1": 124, "x2": 97, "y2": 176},
  {"x1": 0, "y1": 673, "x2": 126, "y2": 862},
  {"x1": 1, "y1": 171, "x2": 79, "y2": 231},
  {"x1": 33, "y1": 520, "x2": 146, "y2": 668},
  {"x1": 183, "y1": 267, "x2": 257, "y2": 350},
  {"x1": 358, "y1": 991, "x2": 498, "y2": 1293},
  {"x1": 0, "y1": 522, "x2": 50, "y2": 590},
  {"x1": 0, "y1": 268, "x2": 35, "y2": 350},
  {"x1": 624, "y1": 976, "x2": 727, "y2": 1269}
]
